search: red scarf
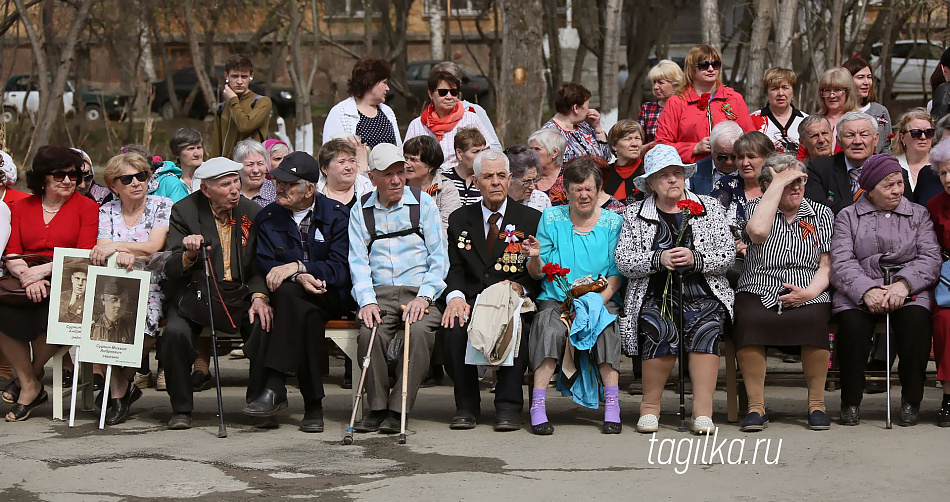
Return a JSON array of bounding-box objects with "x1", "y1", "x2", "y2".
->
[{"x1": 420, "y1": 102, "x2": 465, "y2": 140}]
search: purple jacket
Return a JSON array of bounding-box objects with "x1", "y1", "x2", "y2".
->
[{"x1": 830, "y1": 196, "x2": 941, "y2": 314}]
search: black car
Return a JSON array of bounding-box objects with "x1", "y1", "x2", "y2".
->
[
  {"x1": 387, "y1": 61, "x2": 492, "y2": 104},
  {"x1": 150, "y1": 66, "x2": 296, "y2": 119}
]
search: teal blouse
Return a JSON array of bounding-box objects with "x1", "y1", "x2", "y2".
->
[{"x1": 537, "y1": 205, "x2": 623, "y2": 302}]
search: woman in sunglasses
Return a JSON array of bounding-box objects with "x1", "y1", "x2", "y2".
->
[
  {"x1": 654, "y1": 44, "x2": 754, "y2": 173},
  {"x1": 88, "y1": 153, "x2": 172, "y2": 424},
  {"x1": 845, "y1": 57, "x2": 892, "y2": 155},
  {"x1": 0, "y1": 146, "x2": 99, "y2": 421},
  {"x1": 71, "y1": 148, "x2": 111, "y2": 206},
  {"x1": 892, "y1": 108, "x2": 940, "y2": 205},
  {"x1": 816, "y1": 68, "x2": 858, "y2": 152},
  {"x1": 405, "y1": 69, "x2": 496, "y2": 174}
]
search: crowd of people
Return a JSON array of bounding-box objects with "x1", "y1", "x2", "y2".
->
[{"x1": 2, "y1": 45, "x2": 950, "y2": 436}]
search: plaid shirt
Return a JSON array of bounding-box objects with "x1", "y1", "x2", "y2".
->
[
  {"x1": 638, "y1": 101, "x2": 663, "y2": 143},
  {"x1": 348, "y1": 186, "x2": 448, "y2": 307}
]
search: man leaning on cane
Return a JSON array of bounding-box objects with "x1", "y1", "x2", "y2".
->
[
  {"x1": 441, "y1": 149, "x2": 541, "y2": 432},
  {"x1": 162, "y1": 157, "x2": 272, "y2": 430},
  {"x1": 348, "y1": 143, "x2": 448, "y2": 434}
]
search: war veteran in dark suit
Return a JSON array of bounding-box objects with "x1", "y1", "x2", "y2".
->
[
  {"x1": 162, "y1": 157, "x2": 271, "y2": 430},
  {"x1": 243, "y1": 152, "x2": 350, "y2": 433},
  {"x1": 441, "y1": 149, "x2": 542, "y2": 432}
]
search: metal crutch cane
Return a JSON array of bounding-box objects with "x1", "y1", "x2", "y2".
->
[
  {"x1": 201, "y1": 245, "x2": 228, "y2": 438},
  {"x1": 343, "y1": 321, "x2": 381, "y2": 445},
  {"x1": 676, "y1": 269, "x2": 688, "y2": 432},
  {"x1": 881, "y1": 264, "x2": 903, "y2": 430}
]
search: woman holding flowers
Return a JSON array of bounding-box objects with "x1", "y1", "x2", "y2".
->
[
  {"x1": 734, "y1": 154, "x2": 834, "y2": 432},
  {"x1": 615, "y1": 144, "x2": 735, "y2": 435},
  {"x1": 521, "y1": 157, "x2": 624, "y2": 435}
]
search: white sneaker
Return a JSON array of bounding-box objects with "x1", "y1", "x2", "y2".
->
[
  {"x1": 155, "y1": 369, "x2": 166, "y2": 391},
  {"x1": 636, "y1": 414, "x2": 659, "y2": 433},
  {"x1": 692, "y1": 416, "x2": 714, "y2": 435}
]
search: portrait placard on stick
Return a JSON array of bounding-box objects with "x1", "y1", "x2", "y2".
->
[
  {"x1": 47, "y1": 248, "x2": 93, "y2": 345},
  {"x1": 78, "y1": 266, "x2": 149, "y2": 367}
]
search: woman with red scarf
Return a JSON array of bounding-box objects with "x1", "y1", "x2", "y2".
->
[
  {"x1": 655, "y1": 45, "x2": 754, "y2": 167},
  {"x1": 405, "y1": 69, "x2": 496, "y2": 174}
]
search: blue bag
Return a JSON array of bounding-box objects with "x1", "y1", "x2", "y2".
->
[{"x1": 936, "y1": 260, "x2": 950, "y2": 308}]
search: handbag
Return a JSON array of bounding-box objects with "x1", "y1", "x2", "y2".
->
[
  {"x1": 176, "y1": 254, "x2": 249, "y2": 334},
  {"x1": 935, "y1": 260, "x2": 950, "y2": 308},
  {"x1": 0, "y1": 254, "x2": 52, "y2": 306}
]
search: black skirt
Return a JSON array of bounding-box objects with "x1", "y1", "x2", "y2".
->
[
  {"x1": 733, "y1": 292, "x2": 831, "y2": 349},
  {"x1": 0, "y1": 299, "x2": 50, "y2": 342}
]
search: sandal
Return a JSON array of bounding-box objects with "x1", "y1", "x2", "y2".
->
[
  {"x1": 1, "y1": 379, "x2": 20, "y2": 404},
  {"x1": 6, "y1": 388, "x2": 48, "y2": 422}
]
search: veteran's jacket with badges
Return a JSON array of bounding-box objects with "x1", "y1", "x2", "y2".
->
[
  {"x1": 254, "y1": 193, "x2": 352, "y2": 302},
  {"x1": 444, "y1": 197, "x2": 542, "y2": 302}
]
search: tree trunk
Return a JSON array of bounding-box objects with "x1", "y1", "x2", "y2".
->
[
  {"x1": 700, "y1": 0, "x2": 721, "y2": 48},
  {"x1": 773, "y1": 0, "x2": 798, "y2": 68},
  {"x1": 429, "y1": 0, "x2": 443, "y2": 60},
  {"x1": 144, "y1": 2, "x2": 180, "y2": 115},
  {"x1": 363, "y1": 0, "x2": 373, "y2": 54},
  {"x1": 183, "y1": 2, "x2": 217, "y2": 114},
  {"x1": 598, "y1": 0, "x2": 622, "y2": 126},
  {"x1": 745, "y1": 0, "x2": 775, "y2": 109},
  {"x1": 498, "y1": 0, "x2": 545, "y2": 146},
  {"x1": 542, "y1": 0, "x2": 562, "y2": 108},
  {"x1": 13, "y1": 0, "x2": 94, "y2": 166}
]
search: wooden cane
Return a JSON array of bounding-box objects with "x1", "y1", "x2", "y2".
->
[{"x1": 399, "y1": 315, "x2": 411, "y2": 444}]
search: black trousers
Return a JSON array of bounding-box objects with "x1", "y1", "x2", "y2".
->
[
  {"x1": 836, "y1": 306, "x2": 932, "y2": 407},
  {"x1": 244, "y1": 282, "x2": 342, "y2": 408},
  {"x1": 443, "y1": 303, "x2": 530, "y2": 414},
  {"x1": 160, "y1": 302, "x2": 258, "y2": 413}
]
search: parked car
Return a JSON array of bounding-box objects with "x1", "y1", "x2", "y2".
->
[
  {"x1": 79, "y1": 85, "x2": 132, "y2": 121},
  {"x1": 2, "y1": 74, "x2": 75, "y2": 123},
  {"x1": 150, "y1": 66, "x2": 296, "y2": 119},
  {"x1": 870, "y1": 40, "x2": 944, "y2": 97},
  {"x1": 388, "y1": 61, "x2": 492, "y2": 104}
]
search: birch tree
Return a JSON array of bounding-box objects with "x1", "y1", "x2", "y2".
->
[
  {"x1": 287, "y1": 0, "x2": 320, "y2": 154},
  {"x1": 498, "y1": 0, "x2": 544, "y2": 145},
  {"x1": 700, "y1": 0, "x2": 721, "y2": 48}
]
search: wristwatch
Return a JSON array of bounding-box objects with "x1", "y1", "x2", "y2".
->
[{"x1": 419, "y1": 295, "x2": 433, "y2": 306}]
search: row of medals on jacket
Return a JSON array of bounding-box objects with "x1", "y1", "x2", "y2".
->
[{"x1": 456, "y1": 230, "x2": 526, "y2": 273}]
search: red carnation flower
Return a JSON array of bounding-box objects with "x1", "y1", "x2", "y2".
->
[
  {"x1": 676, "y1": 199, "x2": 704, "y2": 216},
  {"x1": 697, "y1": 93, "x2": 711, "y2": 110},
  {"x1": 557, "y1": 267, "x2": 570, "y2": 277}
]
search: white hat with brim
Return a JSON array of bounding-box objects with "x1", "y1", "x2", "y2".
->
[
  {"x1": 194, "y1": 157, "x2": 242, "y2": 182},
  {"x1": 369, "y1": 143, "x2": 405, "y2": 172},
  {"x1": 633, "y1": 143, "x2": 697, "y2": 192}
]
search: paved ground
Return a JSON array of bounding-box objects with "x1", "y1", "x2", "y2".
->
[{"x1": 0, "y1": 354, "x2": 946, "y2": 501}]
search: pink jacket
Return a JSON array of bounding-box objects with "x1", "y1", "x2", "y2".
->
[{"x1": 654, "y1": 85, "x2": 755, "y2": 163}]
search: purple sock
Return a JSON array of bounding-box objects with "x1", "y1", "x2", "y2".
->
[
  {"x1": 604, "y1": 385, "x2": 621, "y2": 423},
  {"x1": 530, "y1": 388, "x2": 548, "y2": 426}
]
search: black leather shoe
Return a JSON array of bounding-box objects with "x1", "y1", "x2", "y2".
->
[
  {"x1": 192, "y1": 370, "x2": 213, "y2": 392},
  {"x1": 865, "y1": 380, "x2": 887, "y2": 394},
  {"x1": 898, "y1": 399, "x2": 919, "y2": 426},
  {"x1": 300, "y1": 407, "x2": 324, "y2": 433},
  {"x1": 938, "y1": 403, "x2": 950, "y2": 427},
  {"x1": 93, "y1": 373, "x2": 105, "y2": 392},
  {"x1": 531, "y1": 422, "x2": 554, "y2": 435},
  {"x1": 602, "y1": 421, "x2": 623, "y2": 434},
  {"x1": 167, "y1": 412, "x2": 192, "y2": 430},
  {"x1": 450, "y1": 410, "x2": 477, "y2": 430},
  {"x1": 840, "y1": 405, "x2": 860, "y2": 426},
  {"x1": 242, "y1": 388, "x2": 288, "y2": 417},
  {"x1": 379, "y1": 410, "x2": 402, "y2": 434},
  {"x1": 494, "y1": 409, "x2": 521, "y2": 432},
  {"x1": 353, "y1": 410, "x2": 387, "y2": 433},
  {"x1": 105, "y1": 385, "x2": 142, "y2": 426}
]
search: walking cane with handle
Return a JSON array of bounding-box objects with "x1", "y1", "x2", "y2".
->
[
  {"x1": 676, "y1": 269, "x2": 688, "y2": 432},
  {"x1": 343, "y1": 319, "x2": 382, "y2": 446},
  {"x1": 399, "y1": 315, "x2": 411, "y2": 444},
  {"x1": 201, "y1": 245, "x2": 228, "y2": 438},
  {"x1": 880, "y1": 264, "x2": 903, "y2": 430}
]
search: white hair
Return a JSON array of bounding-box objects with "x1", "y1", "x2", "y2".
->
[
  {"x1": 473, "y1": 149, "x2": 509, "y2": 177},
  {"x1": 709, "y1": 121, "x2": 744, "y2": 154},
  {"x1": 836, "y1": 111, "x2": 878, "y2": 142},
  {"x1": 232, "y1": 139, "x2": 269, "y2": 165},
  {"x1": 527, "y1": 128, "x2": 567, "y2": 167},
  {"x1": 930, "y1": 137, "x2": 950, "y2": 167}
]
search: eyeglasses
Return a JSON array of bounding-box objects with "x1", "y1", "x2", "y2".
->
[
  {"x1": 80, "y1": 173, "x2": 94, "y2": 185},
  {"x1": 905, "y1": 128, "x2": 935, "y2": 140},
  {"x1": 50, "y1": 171, "x2": 82, "y2": 182},
  {"x1": 820, "y1": 88, "x2": 847, "y2": 97},
  {"x1": 715, "y1": 153, "x2": 737, "y2": 163},
  {"x1": 436, "y1": 88, "x2": 460, "y2": 97},
  {"x1": 519, "y1": 177, "x2": 542, "y2": 188},
  {"x1": 116, "y1": 171, "x2": 148, "y2": 185},
  {"x1": 695, "y1": 60, "x2": 722, "y2": 71}
]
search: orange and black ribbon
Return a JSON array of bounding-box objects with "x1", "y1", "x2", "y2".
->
[
  {"x1": 799, "y1": 220, "x2": 819, "y2": 247},
  {"x1": 240, "y1": 215, "x2": 252, "y2": 247},
  {"x1": 852, "y1": 188, "x2": 865, "y2": 202},
  {"x1": 425, "y1": 183, "x2": 439, "y2": 196}
]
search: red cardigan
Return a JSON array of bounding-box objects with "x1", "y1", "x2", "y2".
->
[
  {"x1": 654, "y1": 85, "x2": 755, "y2": 163},
  {"x1": 5, "y1": 191, "x2": 99, "y2": 256},
  {"x1": 928, "y1": 190, "x2": 950, "y2": 251}
]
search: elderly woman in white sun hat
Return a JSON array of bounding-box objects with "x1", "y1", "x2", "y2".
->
[{"x1": 615, "y1": 143, "x2": 735, "y2": 435}]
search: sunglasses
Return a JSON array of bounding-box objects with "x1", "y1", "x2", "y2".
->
[
  {"x1": 81, "y1": 173, "x2": 94, "y2": 184},
  {"x1": 116, "y1": 171, "x2": 148, "y2": 185},
  {"x1": 51, "y1": 171, "x2": 82, "y2": 182},
  {"x1": 715, "y1": 153, "x2": 737, "y2": 163},
  {"x1": 695, "y1": 60, "x2": 722, "y2": 71},
  {"x1": 436, "y1": 88, "x2": 460, "y2": 97},
  {"x1": 905, "y1": 128, "x2": 935, "y2": 140}
]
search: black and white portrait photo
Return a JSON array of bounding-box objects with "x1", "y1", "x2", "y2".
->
[
  {"x1": 58, "y1": 257, "x2": 89, "y2": 323},
  {"x1": 88, "y1": 277, "x2": 139, "y2": 345}
]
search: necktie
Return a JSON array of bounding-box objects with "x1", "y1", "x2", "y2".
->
[
  {"x1": 849, "y1": 168, "x2": 863, "y2": 201},
  {"x1": 487, "y1": 212, "x2": 501, "y2": 257}
]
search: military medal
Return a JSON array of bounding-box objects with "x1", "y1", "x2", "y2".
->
[{"x1": 495, "y1": 263, "x2": 503, "y2": 271}]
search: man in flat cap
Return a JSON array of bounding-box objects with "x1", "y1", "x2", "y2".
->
[
  {"x1": 89, "y1": 280, "x2": 134, "y2": 344},
  {"x1": 162, "y1": 157, "x2": 271, "y2": 430},
  {"x1": 243, "y1": 152, "x2": 351, "y2": 433}
]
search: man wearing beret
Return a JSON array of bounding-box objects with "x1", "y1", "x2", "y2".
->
[
  {"x1": 162, "y1": 157, "x2": 272, "y2": 430},
  {"x1": 244, "y1": 152, "x2": 351, "y2": 433}
]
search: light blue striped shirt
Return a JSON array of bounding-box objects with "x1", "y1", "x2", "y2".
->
[{"x1": 348, "y1": 186, "x2": 448, "y2": 307}]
